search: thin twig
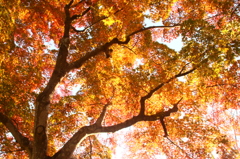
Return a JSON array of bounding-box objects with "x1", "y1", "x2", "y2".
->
[{"x1": 166, "y1": 136, "x2": 193, "y2": 159}]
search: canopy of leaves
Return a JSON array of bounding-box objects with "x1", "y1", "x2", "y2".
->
[{"x1": 0, "y1": 0, "x2": 239, "y2": 158}]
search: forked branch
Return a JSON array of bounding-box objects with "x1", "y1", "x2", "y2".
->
[
  {"x1": 140, "y1": 66, "x2": 195, "y2": 117},
  {"x1": 160, "y1": 98, "x2": 183, "y2": 137}
]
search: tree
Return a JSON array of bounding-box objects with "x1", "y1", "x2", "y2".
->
[{"x1": 0, "y1": 0, "x2": 239, "y2": 158}]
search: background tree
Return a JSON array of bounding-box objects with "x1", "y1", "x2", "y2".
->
[{"x1": 0, "y1": 0, "x2": 239, "y2": 158}]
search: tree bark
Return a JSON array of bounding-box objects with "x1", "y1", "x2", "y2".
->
[{"x1": 0, "y1": 112, "x2": 32, "y2": 156}]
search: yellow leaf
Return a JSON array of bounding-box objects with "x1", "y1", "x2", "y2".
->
[{"x1": 103, "y1": 17, "x2": 115, "y2": 26}]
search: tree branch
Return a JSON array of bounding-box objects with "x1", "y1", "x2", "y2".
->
[
  {"x1": 95, "y1": 103, "x2": 182, "y2": 133},
  {"x1": 160, "y1": 117, "x2": 168, "y2": 137},
  {"x1": 53, "y1": 101, "x2": 181, "y2": 159},
  {"x1": 166, "y1": 137, "x2": 193, "y2": 159},
  {"x1": 140, "y1": 83, "x2": 165, "y2": 116},
  {"x1": 175, "y1": 67, "x2": 197, "y2": 78},
  {"x1": 95, "y1": 104, "x2": 109, "y2": 126},
  {"x1": 0, "y1": 112, "x2": 32, "y2": 156},
  {"x1": 71, "y1": 8, "x2": 124, "y2": 33},
  {"x1": 139, "y1": 65, "x2": 194, "y2": 117},
  {"x1": 159, "y1": 98, "x2": 182, "y2": 137},
  {"x1": 128, "y1": 24, "x2": 181, "y2": 37},
  {"x1": 71, "y1": 15, "x2": 106, "y2": 33},
  {"x1": 206, "y1": 83, "x2": 238, "y2": 88},
  {"x1": 70, "y1": 0, "x2": 85, "y2": 8},
  {"x1": 68, "y1": 24, "x2": 180, "y2": 71},
  {"x1": 71, "y1": 7, "x2": 91, "y2": 21},
  {"x1": 66, "y1": 0, "x2": 74, "y2": 8}
]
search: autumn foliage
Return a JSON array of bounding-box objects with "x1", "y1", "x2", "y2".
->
[{"x1": 0, "y1": 0, "x2": 239, "y2": 158}]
